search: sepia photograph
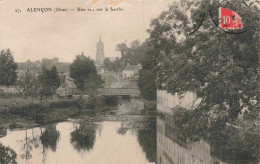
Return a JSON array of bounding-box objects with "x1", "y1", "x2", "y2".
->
[{"x1": 0, "y1": 0, "x2": 259, "y2": 163}]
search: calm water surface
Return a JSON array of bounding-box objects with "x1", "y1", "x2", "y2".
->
[
  {"x1": 0, "y1": 98, "x2": 259, "y2": 164},
  {"x1": 0, "y1": 120, "x2": 155, "y2": 164}
]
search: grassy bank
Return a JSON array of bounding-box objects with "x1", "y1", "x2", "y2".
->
[{"x1": 0, "y1": 95, "x2": 119, "y2": 130}]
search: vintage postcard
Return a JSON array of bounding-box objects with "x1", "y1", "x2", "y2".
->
[{"x1": 0, "y1": 0, "x2": 259, "y2": 164}]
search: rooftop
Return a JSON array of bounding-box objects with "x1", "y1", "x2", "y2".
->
[{"x1": 123, "y1": 65, "x2": 140, "y2": 71}]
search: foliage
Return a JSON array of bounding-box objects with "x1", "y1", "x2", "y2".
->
[
  {"x1": 137, "y1": 51, "x2": 157, "y2": 101},
  {"x1": 70, "y1": 125, "x2": 96, "y2": 152},
  {"x1": 38, "y1": 66, "x2": 60, "y2": 100},
  {"x1": 0, "y1": 92, "x2": 21, "y2": 99},
  {"x1": 209, "y1": 121, "x2": 260, "y2": 162},
  {"x1": 0, "y1": 49, "x2": 18, "y2": 87},
  {"x1": 103, "y1": 96, "x2": 119, "y2": 106},
  {"x1": 116, "y1": 41, "x2": 149, "y2": 67},
  {"x1": 15, "y1": 68, "x2": 38, "y2": 100},
  {"x1": 103, "y1": 57, "x2": 123, "y2": 72},
  {"x1": 104, "y1": 41, "x2": 150, "y2": 72},
  {"x1": 171, "y1": 107, "x2": 210, "y2": 141},
  {"x1": 49, "y1": 100, "x2": 78, "y2": 109},
  {"x1": 148, "y1": 0, "x2": 260, "y2": 119},
  {"x1": 84, "y1": 73, "x2": 103, "y2": 98},
  {"x1": 40, "y1": 124, "x2": 60, "y2": 152},
  {"x1": 170, "y1": 108, "x2": 260, "y2": 161},
  {"x1": 0, "y1": 143, "x2": 17, "y2": 164},
  {"x1": 70, "y1": 54, "x2": 100, "y2": 93}
]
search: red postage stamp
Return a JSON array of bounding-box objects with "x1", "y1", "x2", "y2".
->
[{"x1": 219, "y1": 7, "x2": 243, "y2": 30}]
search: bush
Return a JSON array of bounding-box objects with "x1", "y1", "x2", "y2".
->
[
  {"x1": 104, "y1": 96, "x2": 118, "y2": 106},
  {"x1": 9, "y1": 103, "x2": 41, "y2": 116},
  {"x1": 49, "y1": 100, "x2": 78, "y2": 109},
  {"x1": 0, "y1": 143, "x2": 17, "y2": 164},
  {"x1": 0, "y1": 92, "x2": 22, "y2": 99}
]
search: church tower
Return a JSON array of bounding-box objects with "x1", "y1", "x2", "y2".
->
[{"x1": 96, "y1": 35, "x2": 105, "y2": 66}]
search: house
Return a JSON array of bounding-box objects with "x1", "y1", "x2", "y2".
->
[{"x1": 122, "y1": 63, "x2": 141, "y2": 79}]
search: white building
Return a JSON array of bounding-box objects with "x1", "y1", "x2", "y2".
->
[
  {"x1": 157, "y1": 90, "x2": 201, "y2": 113},
  {"x1": 122, "y1": 63, "x2": 141, "y2": 79}
]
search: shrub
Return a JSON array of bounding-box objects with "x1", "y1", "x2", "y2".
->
[{"x1": 49, "y1": 100, "x2": 78, "y2": 109}]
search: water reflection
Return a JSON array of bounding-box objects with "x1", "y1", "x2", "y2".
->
[
  {"x1": 40, "y1": 124, "x2": 60, "y2": 152},
  {"x1": 137, "y1": 118, "x2": 156, "y2": 163},
  {"x1": 157, "y1": 115, "x2": 259, "y2": 164},
  {"x1": 0, "y1": 121, "x2": 154, "y2": 164},
  {"x1": 70, "y1": 123, "x2": 96, "y2": 152},
  {"x1": 158, "y1": 116, "x2": 215, "y2": 164},
  {"x1": 117, "y1": 123, "x2": 128, "y2": 135}
]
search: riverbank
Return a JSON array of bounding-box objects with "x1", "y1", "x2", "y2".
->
[{"x1": 0, "y1": 95, "x2": 122, "y2": 132}]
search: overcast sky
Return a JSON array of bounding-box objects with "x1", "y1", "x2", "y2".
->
[{"x1": 0, "y1": 0, "x2": 173, "y2": 62}]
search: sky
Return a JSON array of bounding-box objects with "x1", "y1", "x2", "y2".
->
[{"x1": 0, "y1": 0, "x2": 173, "y2": 62}]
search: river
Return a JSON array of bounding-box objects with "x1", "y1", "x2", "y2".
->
[{"x1": 0, "y1": 99, "x2": 259, "y2": 164}]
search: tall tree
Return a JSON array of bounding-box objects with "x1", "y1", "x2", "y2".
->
[
  {"x1": 70, "y1": 54, "x2": 101, "y2": 93},
  {"x1": 103, "y1": 57, "x2": 112, "y2": 71},
  {"x1": 38, "y1": 66, "x2": 60, "y2": 100},
  {"x1": 138, "y1": 50, "x2": 157, "y2": 101},
  {"x1": 49, "y1": 66, "x2": 60, "y2": 91},
  {"x1": 15, "y1": 68, "x2": 38, "y2": 101},
  {"x1": 0, "y1": 49, "x2": 18, "y2": 87},
  {"x1": 148, "y1": 0, "x2": 260, "y2": 119}
]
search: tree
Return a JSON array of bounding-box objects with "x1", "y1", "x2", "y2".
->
[
  {"x1": 148, "y1": 0, "x2": 260, "y2": 119},
  {"x1": 138, "y1": 46, "x2": 157, "y2": 101},
  {"x1": 115, "y1": 41, "x2": 149, "y2": 68},
  {"x1": 84, "y1": 73, "x2": 103, "y2": 98},
  {"x1": 49, "y1": 66, "x2": 60, "y2": 90},
  {"x1": 15, "y1": 68, "x2": 38, "y2": 102},
  {"x1": 38, "y1": 66, "x2": 60, "y2": 100},
  {"x1": 0, "y1": 49, "x2": 18, "y2": 87},
  {"x1": 70, "y1": 54, "x2": 101, "y2": 93},
  {"x1": 138, "y1": 69, "x2": 157, "y2": 101},
  {"x1": 103, "y1": 57, "x2": 112, "y2": 71},
  {"x1": 0, "y1": 143, "x2": 17, "y2": 164}
]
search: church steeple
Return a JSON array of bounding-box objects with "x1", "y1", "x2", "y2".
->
[
  {"x1": 96, "y1": 35, "x2": 105, "y2": 66},
  {"x1": 99, "y1": 35, "x2": 102, "y2": 43}
]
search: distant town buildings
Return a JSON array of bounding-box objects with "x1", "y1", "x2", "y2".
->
[
  {"x1": 96, "y1": 35, "x2": 105, "y2": 66},
  {"x1": 42, "y1": 57, "x2": 59, "y2": 64},
  {"x1": 122, "y1": 63, "x2": 142, "y2": 79}
]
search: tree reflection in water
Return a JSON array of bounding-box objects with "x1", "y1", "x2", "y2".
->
[
  {"x1": 117, "y1": 123, "x2": 128, "y2": 135},
  {"x1": 40, "y1": 124, "x2": 60, "y2": 152},
  {"x1": 70, "y1": 123, "x2": 96, "y2": 152},
  {"x1": 137, "y1": 118, "x2": 156, "y2": 163},
  {"x1": 0, "y1": 143, "x2": 17, "y2": 164},
  {"x1": 19, "y1": 129, "x2": 40, "y2": 164}
]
